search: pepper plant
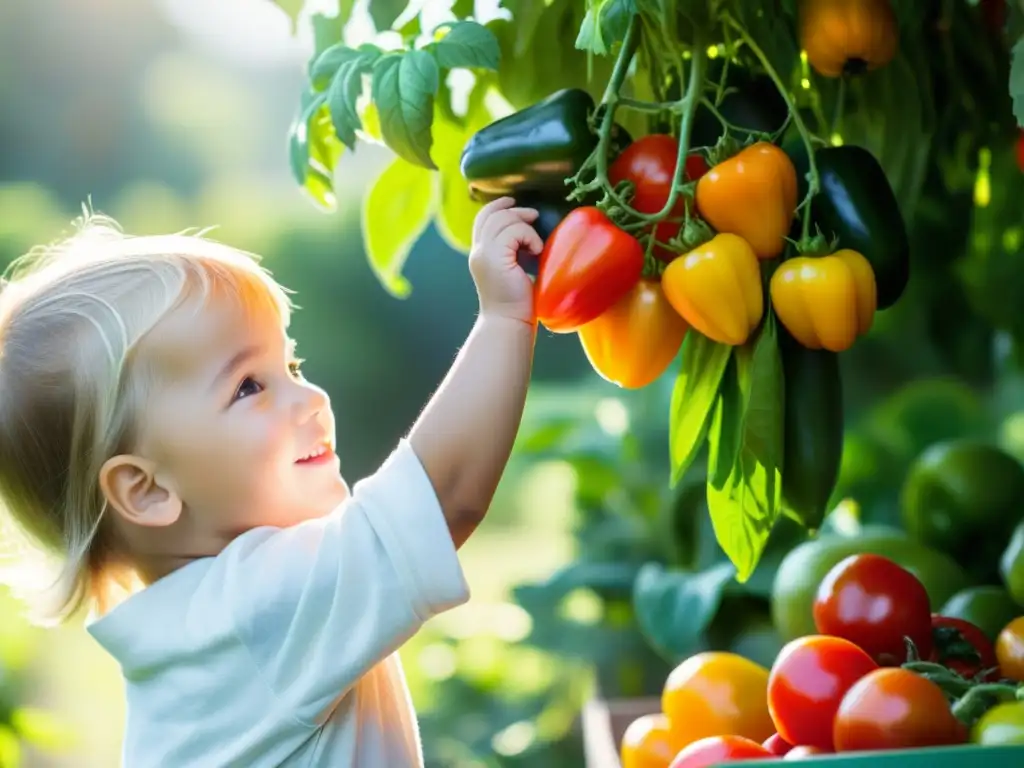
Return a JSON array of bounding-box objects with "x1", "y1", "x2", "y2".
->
[
  {"x1": 273, "y1": 0, "x2": 1024, "y2": 762},
  {"x1": 280, "y1": 0, "x2": 1022, "y2": 579}
]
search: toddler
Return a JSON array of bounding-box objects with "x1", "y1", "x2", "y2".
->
[{"x1": 0, "y1": 197, "x2": 544, "y2": 766}]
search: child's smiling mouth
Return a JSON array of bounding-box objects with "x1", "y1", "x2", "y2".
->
[{"x1": 296, "y1": 442, "x2": 334, "y2": 465}]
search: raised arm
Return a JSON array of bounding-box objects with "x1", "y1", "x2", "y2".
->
[{"x1": 408, "y1": 198, "x2": 542, "y2": 548}]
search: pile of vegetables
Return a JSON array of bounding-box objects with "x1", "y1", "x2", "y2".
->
[
  {"x1": 459, "y1": 0, "x2": 911, "y2": 581},
  {"x1": 620, "y1": 551, "x2": 1024, "y2": 767}
]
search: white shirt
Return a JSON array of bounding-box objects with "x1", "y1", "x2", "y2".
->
[{"x1": 87, "y1": 440, "x2": 470, "y2": 767}]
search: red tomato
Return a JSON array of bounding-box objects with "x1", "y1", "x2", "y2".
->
[
  {"x1": 930, "y1": 615, "x2": 998, "y2": 680},
  {"x1": 1016, "y1": 131, "x2": 1024, "y2": 174},
  {"x1": 768, "y1": 635, "x2": 879, "y2": 751},
  {"x1": 609, "y1": 135, "x2": 708, "y2": 263},
  {"x1": 669, "y1": 735, "x2": 772, "y2": 768},
  {"x1": 833, "y1": 668, "x2": 967, "y2": 751},
  {"x1": 813, "y1": 553, "x2": 933, "y2": 665},
  {"x1": 534, "y1": 206, "x2": 644, "y2": 333},
  {"x1": 762, "y1": 733, "x2": 793, "y2": 756}
]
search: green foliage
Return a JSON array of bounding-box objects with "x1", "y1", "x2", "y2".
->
[
  {"x1": 287, "y1": 93, "x2": 345, "y2": 211},
  {"x1": 362, "y1": 157, "x2": 435, "y2": 297},
  {"x1": 668, "y1": 334, "x2": 730, "y2": 485},
  {"x1": 705, "y1": 315, "x2": 784, "y2": 581},
  {"x1": 372, "y1": 51, "x2": 442, "y2": 169}
]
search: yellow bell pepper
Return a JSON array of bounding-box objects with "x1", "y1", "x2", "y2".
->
[
  {"x1": 662, "y1": 233, "x2": 764, "y2": 346},
  {"x1": 770, "y1": 249, "x2": 876, "y2": 352}
]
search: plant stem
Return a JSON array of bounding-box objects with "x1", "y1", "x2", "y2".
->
[
  {"x1": 724, "y1": 13, "x2": 819, "y2": 242},
  {"x1": 699, "y1": 97, "x2": 766, "y2": 135},
  {"x1": 591, "y1": 15, "x2": 645, "y2": 216},
  {"x1": 619, "y1": 97, "x2": 677, "y2": 113},
  {"x1": 649, "y1": 29, "x2": 707, "y2": 221},
  {"x1": 831, "y1": 77, "x2": 846, "y2": 137}
]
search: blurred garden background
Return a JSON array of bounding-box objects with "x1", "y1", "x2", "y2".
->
[
  {"x1": 0, "y1": 0, "x2": 598, "y2": 764},
  {"x1": 3, "y1": 0, "x2": 1024, "y2": 766}
]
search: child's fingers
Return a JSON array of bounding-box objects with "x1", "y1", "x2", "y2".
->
[
  {"x1": 473, "y1": 197, "x2": 515, "y2": 242},
  {"x1": 478, "y1": 208, "x2": 539, "y2": 245},
  {"x1": 497, "y1": 221, "x2": 544, "y2": 257}
]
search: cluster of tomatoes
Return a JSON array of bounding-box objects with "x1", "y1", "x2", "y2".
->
[
  {"x1": 533, "y1": 134, "x2": 878, "y2": 390},
  {"x1": 620, "y1": 553, "x2": 1024, "y2": 767}
]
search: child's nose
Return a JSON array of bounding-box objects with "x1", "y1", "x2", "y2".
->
[{"x1": 292, "y1": 381, "x2": 328, "y2": 422}]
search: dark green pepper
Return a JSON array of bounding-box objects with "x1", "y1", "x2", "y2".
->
[
  {"x1": 780, "y1": 326, "x2": 844, "y2": 531},
  {"x1": 460, "y1": 89, "x2": 629, "y2": 200},
  {"x1": 787, "y1": 143, "x2": 910, "y2": 310},
  {"x1": 511, "y1": 192, "x2": 578, "y2": 276},
  {"x1": 688, "y1": 62, "x2": 789, "y2": 148},
  {"x1": 940, "y1": 586, "x2": 1021, "y2": 642},
  {"x1": 1001, "y1": 520, "x2": 1024, "y2": 607}
]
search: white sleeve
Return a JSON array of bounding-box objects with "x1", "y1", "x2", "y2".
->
[{"x1": 222, "y1": 439, "x2": 470, "y2": 726}]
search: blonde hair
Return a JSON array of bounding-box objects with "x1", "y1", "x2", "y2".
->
[{"x1": 0, "y1": 206, "x2": 292, "y2": 625}]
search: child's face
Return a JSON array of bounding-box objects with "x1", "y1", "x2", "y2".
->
[{"x1": 137, "y1": 296, "x2": 349, "y2": 537}]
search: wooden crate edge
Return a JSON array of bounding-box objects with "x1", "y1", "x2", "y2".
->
[{"x1": 582, "y1": 696, "x2": 661, "y2": 768}]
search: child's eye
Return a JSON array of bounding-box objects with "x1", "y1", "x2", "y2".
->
[
  {"x1": 289, "y1": 358, "x2": 305, "y2": 379},
  {"x1": 232, "y1": 376, "x2": 264, "y2": 402}
]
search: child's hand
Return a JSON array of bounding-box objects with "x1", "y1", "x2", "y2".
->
[{"x1": 469, "y1": 197, "x2": 542, "y2": 325}]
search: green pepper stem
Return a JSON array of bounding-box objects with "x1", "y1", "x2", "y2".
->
[
  {"x1": 618, "y1": 97, "x2": 677, "y2": 113},
  {"x1": 723, "y1": 13, "x2": 820, "y2": 243},
  {"x1": 831, "y1": 77, "x2": 846, "y2": 137},
  {"x1": 699, "y1": 97, "x2": 768, "y2": 136},
  {"x1": 650, "y1": 30, "x2": 706, "y2": 222},
  {"x1": 590, "y1": 15, "x2": 645, "y2": 216}
]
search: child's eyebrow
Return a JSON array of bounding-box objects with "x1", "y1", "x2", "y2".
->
[{"x1": 212, "y1": 344, "x2": 264, "y2": 389}]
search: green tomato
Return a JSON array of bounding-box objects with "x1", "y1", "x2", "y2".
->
[
  {"x1": 1001, "y1": 520, "x2": 1024, "y2": 607},
  {"x1": 939, "y1": 586, "x2": 1021, "y2": 643},
  {"x1": 972, "y1": 701, "x2": 1024, "y2": 746},
  {"x1": 901, "y1": 441, "x2": 1024, "y2": 579},
  {"x1": 771, "y1": 526, "x2": 970, "y2": 641}
]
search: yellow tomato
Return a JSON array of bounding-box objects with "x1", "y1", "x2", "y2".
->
[
  {"x1": 662, "y1": 652, "x2": 776, "y2": 749},
  {"x1": 996, "y1": 616, "x2": 1024, "y2": 681},
  {"x1": 621, "y1": 713, "x2": 684, "y2": 768}
]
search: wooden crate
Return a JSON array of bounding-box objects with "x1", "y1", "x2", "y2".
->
[
  {"x1": 582, "y1": 696, "x2": 660, "y2": 768},
  {"x1": 580, "y1": 696, "x2": 1024, "y2": 767}
]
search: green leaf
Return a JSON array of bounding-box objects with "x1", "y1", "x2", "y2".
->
[
  {"x1": 575, "y1": 0, "x2": 635, "y2": 55},
  {"x1": 705, "y1": 315, "x2": 785, "y2": 582},
  {"x1": 269, "y1": 0, "x2": 305, "y2": 32},
  {"x1": 310, "y1": 44, "x2": 361, "y2": 91},
  {"x1": 372, "y1": 51, "x2": 440, "y2": 170},
  {"x1": 287, "y1": 91, "x2": 344, "y2": 211},
  {"x1": 369, "y1": 0, "x2": 407, "y2": 31},
  {"x1": 430, "y1": 21, "x2": 501, "y2": 70},
  {"x1": 0, "y1": 727, "x2": 20, "y2": 768},
  {"x1": 310, "y1": 12, "x2": 344, "y2": 64},
  {"x1": 632, "y1": 561, "x2": 737, "y2": 661},
  {"x1": 1011, "y1": 37, "x2": 1024, "y2": 127},
  {"x1": 361, "y1": 157, "x2": 435, "y2": 297},
  {"x1": 326, "y1": 46, "x2": 382, "y2": 149},
  {"x1": 432, "y1": 93, "x2": 490, "y2": 252},
  {"x1": 452, "y1": 0, "x2": 475, "y2": 18},
  {"x1": 709, "y1": 351, "x2": 746, "y2": 489},
  {"x1": 669, "y1": 334, "x2": 732, "y2": 486},
  {"x1": 10, "y1": 708, "x2": 74, "y2": 751}
]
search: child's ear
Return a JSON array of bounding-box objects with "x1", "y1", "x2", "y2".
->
[{"x1": 99, "y1": 455, "x2": 182, "y2": 528}]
